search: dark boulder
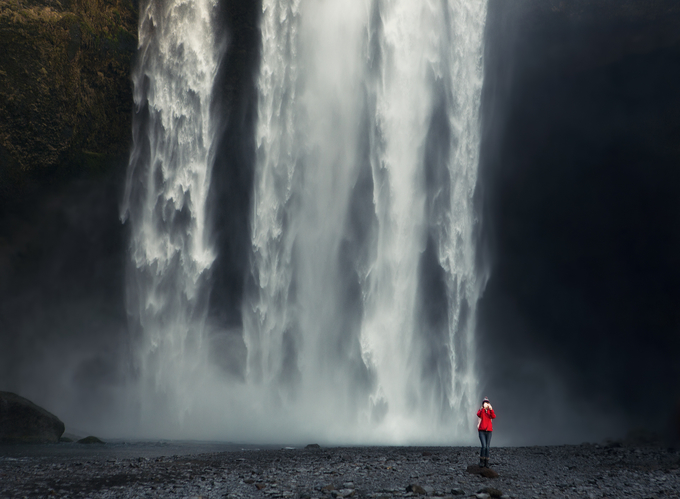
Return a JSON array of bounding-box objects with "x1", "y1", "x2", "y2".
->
[{"x1": 0, "y1": 392, "x2": 65, "y2": 443}]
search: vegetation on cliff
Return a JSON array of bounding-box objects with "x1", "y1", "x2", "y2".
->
[{"x1": 0, "y1": 0, "x2": 137, "y2": 186}]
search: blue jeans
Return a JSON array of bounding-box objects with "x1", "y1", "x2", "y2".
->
[{"x1": 479, "y1": 430, "x2": 492, "y2": 458}]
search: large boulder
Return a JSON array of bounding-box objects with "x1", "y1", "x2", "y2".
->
[{"x1": 0, "y1": 391, "x2": 65, "y2": 443}]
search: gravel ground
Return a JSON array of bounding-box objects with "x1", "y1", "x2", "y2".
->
[{"x1": 1, "y1": 443, "x2": 679, "y2": 498}]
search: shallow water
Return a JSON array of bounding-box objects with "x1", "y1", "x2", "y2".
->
[{"x1": 0, "y1": 440, "x2": 276, "y2": 461}]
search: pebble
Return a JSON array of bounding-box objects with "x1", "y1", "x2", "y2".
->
[{"x1": 0, "y1": 444, "x2": 678, "y2": 498}]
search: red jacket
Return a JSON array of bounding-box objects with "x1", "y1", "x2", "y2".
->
[{"x1": 477, "y1": 407, "x2": 496, "y2": 431}]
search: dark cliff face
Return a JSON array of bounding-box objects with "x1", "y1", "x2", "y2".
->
[
  {"x1": 0, "y1": 0, "x2": 138, "y2": 428},
  {"x1": 0, "y1": 0, "x2": 137, "y2": 192},
  {"x1": 478, "y1": 0, "x2": 680, "y2": 443}
]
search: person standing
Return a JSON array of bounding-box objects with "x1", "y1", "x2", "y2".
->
[{"x1": 477, "y1": 397, "x2": 496, "y2": 467}]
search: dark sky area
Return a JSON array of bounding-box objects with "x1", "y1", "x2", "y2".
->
[{"x1": 0, "y1": 0, "x2": 679, "y2": 444}]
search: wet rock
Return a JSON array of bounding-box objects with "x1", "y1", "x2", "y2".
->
[
  {"x1": 406, "y1": 484, "x2": 427, "y2": 495},
  {"x1": 0, "y1": 391, "x2": 65, "y2": 443},
  {"x1": 2, "y1": 445, "x2": 679, "y2": 498}
]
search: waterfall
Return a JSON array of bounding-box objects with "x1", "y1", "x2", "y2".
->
[
  {"x1": 245, "y1": 0, "x2": 488, "y2": 442},
  {"x1": 121, "y1": 0, "x2": 487, "y2": 442},
  {"x1": 121, "y1": 0, "x2": 224, "y2": 432}
]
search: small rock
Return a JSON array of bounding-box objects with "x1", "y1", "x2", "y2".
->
[
  {"x1": 255, "y1": 483, "x2": 266, "y2": 490},
  {"x1": 450, "y1": 488, "x2": 465, "y2": 496},
  {"x1": 332, "y1": 490, "x2": 355, "y2": 498},
  {"x1": 306, "y1": 443, "x2": 321, "y2": 449},
  {"x1": 405, "y1": 484, "x2": 427, "y2": 495},
  {"x1": 477, "y1": 487, "x2": 503, "y2": 498},
  {"x1": 466, "y1": 464, "x2": 499, "y2": 478}
]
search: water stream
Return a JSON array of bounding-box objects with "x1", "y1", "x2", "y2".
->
[
  {"x1": 122, "y1": 0, "x2": 223, "y2": 433},
  {"x1": 123, "y1": 0, "x2": 487, "y2": 443}
]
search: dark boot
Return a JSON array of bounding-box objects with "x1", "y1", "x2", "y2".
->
[
  {"x1": 483, "y1": 457, "x2": 489, "y2": 468},
  {"x1": 479, "y1": 457, "x2": 485, "y2": 467}
]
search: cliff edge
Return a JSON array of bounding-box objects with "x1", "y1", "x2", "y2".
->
[{"x1": 0, "y1": 0, "x2": 137, "y2": 188}]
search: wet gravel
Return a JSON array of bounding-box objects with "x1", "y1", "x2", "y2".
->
[{"x1": 1, "y1": 443, "x2": 679, "y2": 498}]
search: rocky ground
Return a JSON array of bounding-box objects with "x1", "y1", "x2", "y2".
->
[{"x1": 1, "y1": 443, "x2": 679, "y2": 499}]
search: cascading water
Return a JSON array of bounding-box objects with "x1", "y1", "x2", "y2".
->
[
  {"x1": 245, "y1": 0, "x2": 488, "y2": 442},
  {"x1": 122, "y1": 0, "x2": 487, "y2": 442},
  {"x1": 121, "y1": 0, "x2": 224, "y2": 433}
]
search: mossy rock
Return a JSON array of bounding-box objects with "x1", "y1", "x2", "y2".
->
[{"x1": 0, "y1": 0, "x2": 138, "y2": 182}]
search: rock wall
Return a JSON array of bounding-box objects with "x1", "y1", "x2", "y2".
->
[{"x1": 0, "y1": 0, "x2": 137, "y2": 190}]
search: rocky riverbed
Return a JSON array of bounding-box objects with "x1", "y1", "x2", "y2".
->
[{"x1": 1, "y1": 443, "x2": 679, "y2": 499}]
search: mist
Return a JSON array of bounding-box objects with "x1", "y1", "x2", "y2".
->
[{"x1": 1, "y1": 0, "x2": 679, "y2": 446}]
